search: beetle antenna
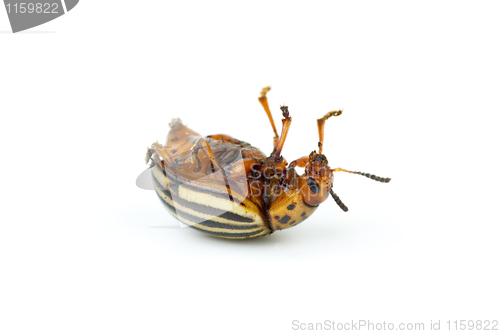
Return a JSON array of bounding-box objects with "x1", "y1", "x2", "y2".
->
[
  {"x1": 317, "y1": 110, "x2": 342, "y2": 154},
  {"x1": 333, "y1": 168, "x2": 391, "y2": 183},
  {"x1": 329, "y1": 189, "x2": 348, "y2": 212}
]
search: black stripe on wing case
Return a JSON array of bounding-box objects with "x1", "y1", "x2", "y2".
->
[
  {"x1": 172, "y1": 193, "x2": 254, "y2": 223},
  {"x1": 188, "y1": 223, "x2": 265, "y2": 238},
  {"x1": 153, "y1": 164, "x2": 242, "y2": 203},
  {"x1": 153, "y1": 171, "x2": 253, "y2": 223},
  {"x1": 155, "y1": 192, "x2": 261, "y2": 231}
]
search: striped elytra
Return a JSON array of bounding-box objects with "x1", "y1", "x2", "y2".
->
[{"x1": 145, "y1": 87, "x2": 391, "y2": 239}]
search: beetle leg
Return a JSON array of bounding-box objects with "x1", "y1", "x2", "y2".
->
[
  {"x1": 289, "y1": 156, "x2": 309, "y2": 168},
  {"x1": 190, "y1": 138, "x2": 223, "y2": 174},
  {"x1": 258, "y1": 86, "x2": 279, "y2": 149},
  {"x1": 317, "y1": 110, "x2": 342, "y2": 154},
  {"x1": 190, "y1": 138, "x2": 235, "y2": 202},
  {"x1": 272, "y1": 106, "x2": 292, "y2": 157}
]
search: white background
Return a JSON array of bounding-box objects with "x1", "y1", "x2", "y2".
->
[{"x1": 1, "y1": 1, "x2": 499, "y2": 333}]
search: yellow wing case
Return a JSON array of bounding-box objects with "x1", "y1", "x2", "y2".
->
[{"x1": 151, "y1": 164, "x2": 271, "y2": 239}]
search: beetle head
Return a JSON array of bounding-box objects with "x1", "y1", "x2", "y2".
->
[{"x1": 298, "y1": 151, "x2": 335, "y2": 207}]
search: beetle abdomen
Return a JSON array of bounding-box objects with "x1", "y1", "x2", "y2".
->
[{"x1": 151, "y1": 164, "x2": 270, "y2": 239}]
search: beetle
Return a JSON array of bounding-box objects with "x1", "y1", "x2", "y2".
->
[{"x1": 145, "y1": 87, "x2": 391, "y2": 239}]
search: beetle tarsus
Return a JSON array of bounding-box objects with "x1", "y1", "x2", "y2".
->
[
  {"x1": 193, "y1": 156, "x2": 202, "y2": 173},
  {"x1": 145, "y1": 148, "x2": 156, "y2": 168}
]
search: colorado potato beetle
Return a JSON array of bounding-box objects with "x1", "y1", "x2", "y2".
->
[{"x1": 145, "y1": 87, "x2": 391, "y2": 239}]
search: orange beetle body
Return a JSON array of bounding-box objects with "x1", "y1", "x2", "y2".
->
[{"x1": 146, "y1": 87, "x2": 390, "y2": 239}]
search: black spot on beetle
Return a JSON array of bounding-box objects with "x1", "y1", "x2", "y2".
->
[
  {"x1": 171, "y1": 149, "x2": 177, "y2": 154},
  {"x1": 287, "y1": 203, "x2": 296, "y2": 210},
  {"x1": 274, "y1": 215, "x2": 279, "y2": 220},
  {"x1": 301, "y1": 212, "x2": 306, "y2": 217},
  {"x1": 279, "y1": 215, "x2": 291, "y2": 224},
  {"x1": 290, "y1": 221, "x2": 297, "y2": 226},
  {"x1": 275, "y1": 225, "x2": 282, "y2": 230},
  {"x1": 171, "y1": 137, "x2": 179, "y2": 142}
]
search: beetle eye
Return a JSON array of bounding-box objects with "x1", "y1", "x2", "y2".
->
[{"x1": 307, "y1": 178, "x2": 320, "y2": 195}]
